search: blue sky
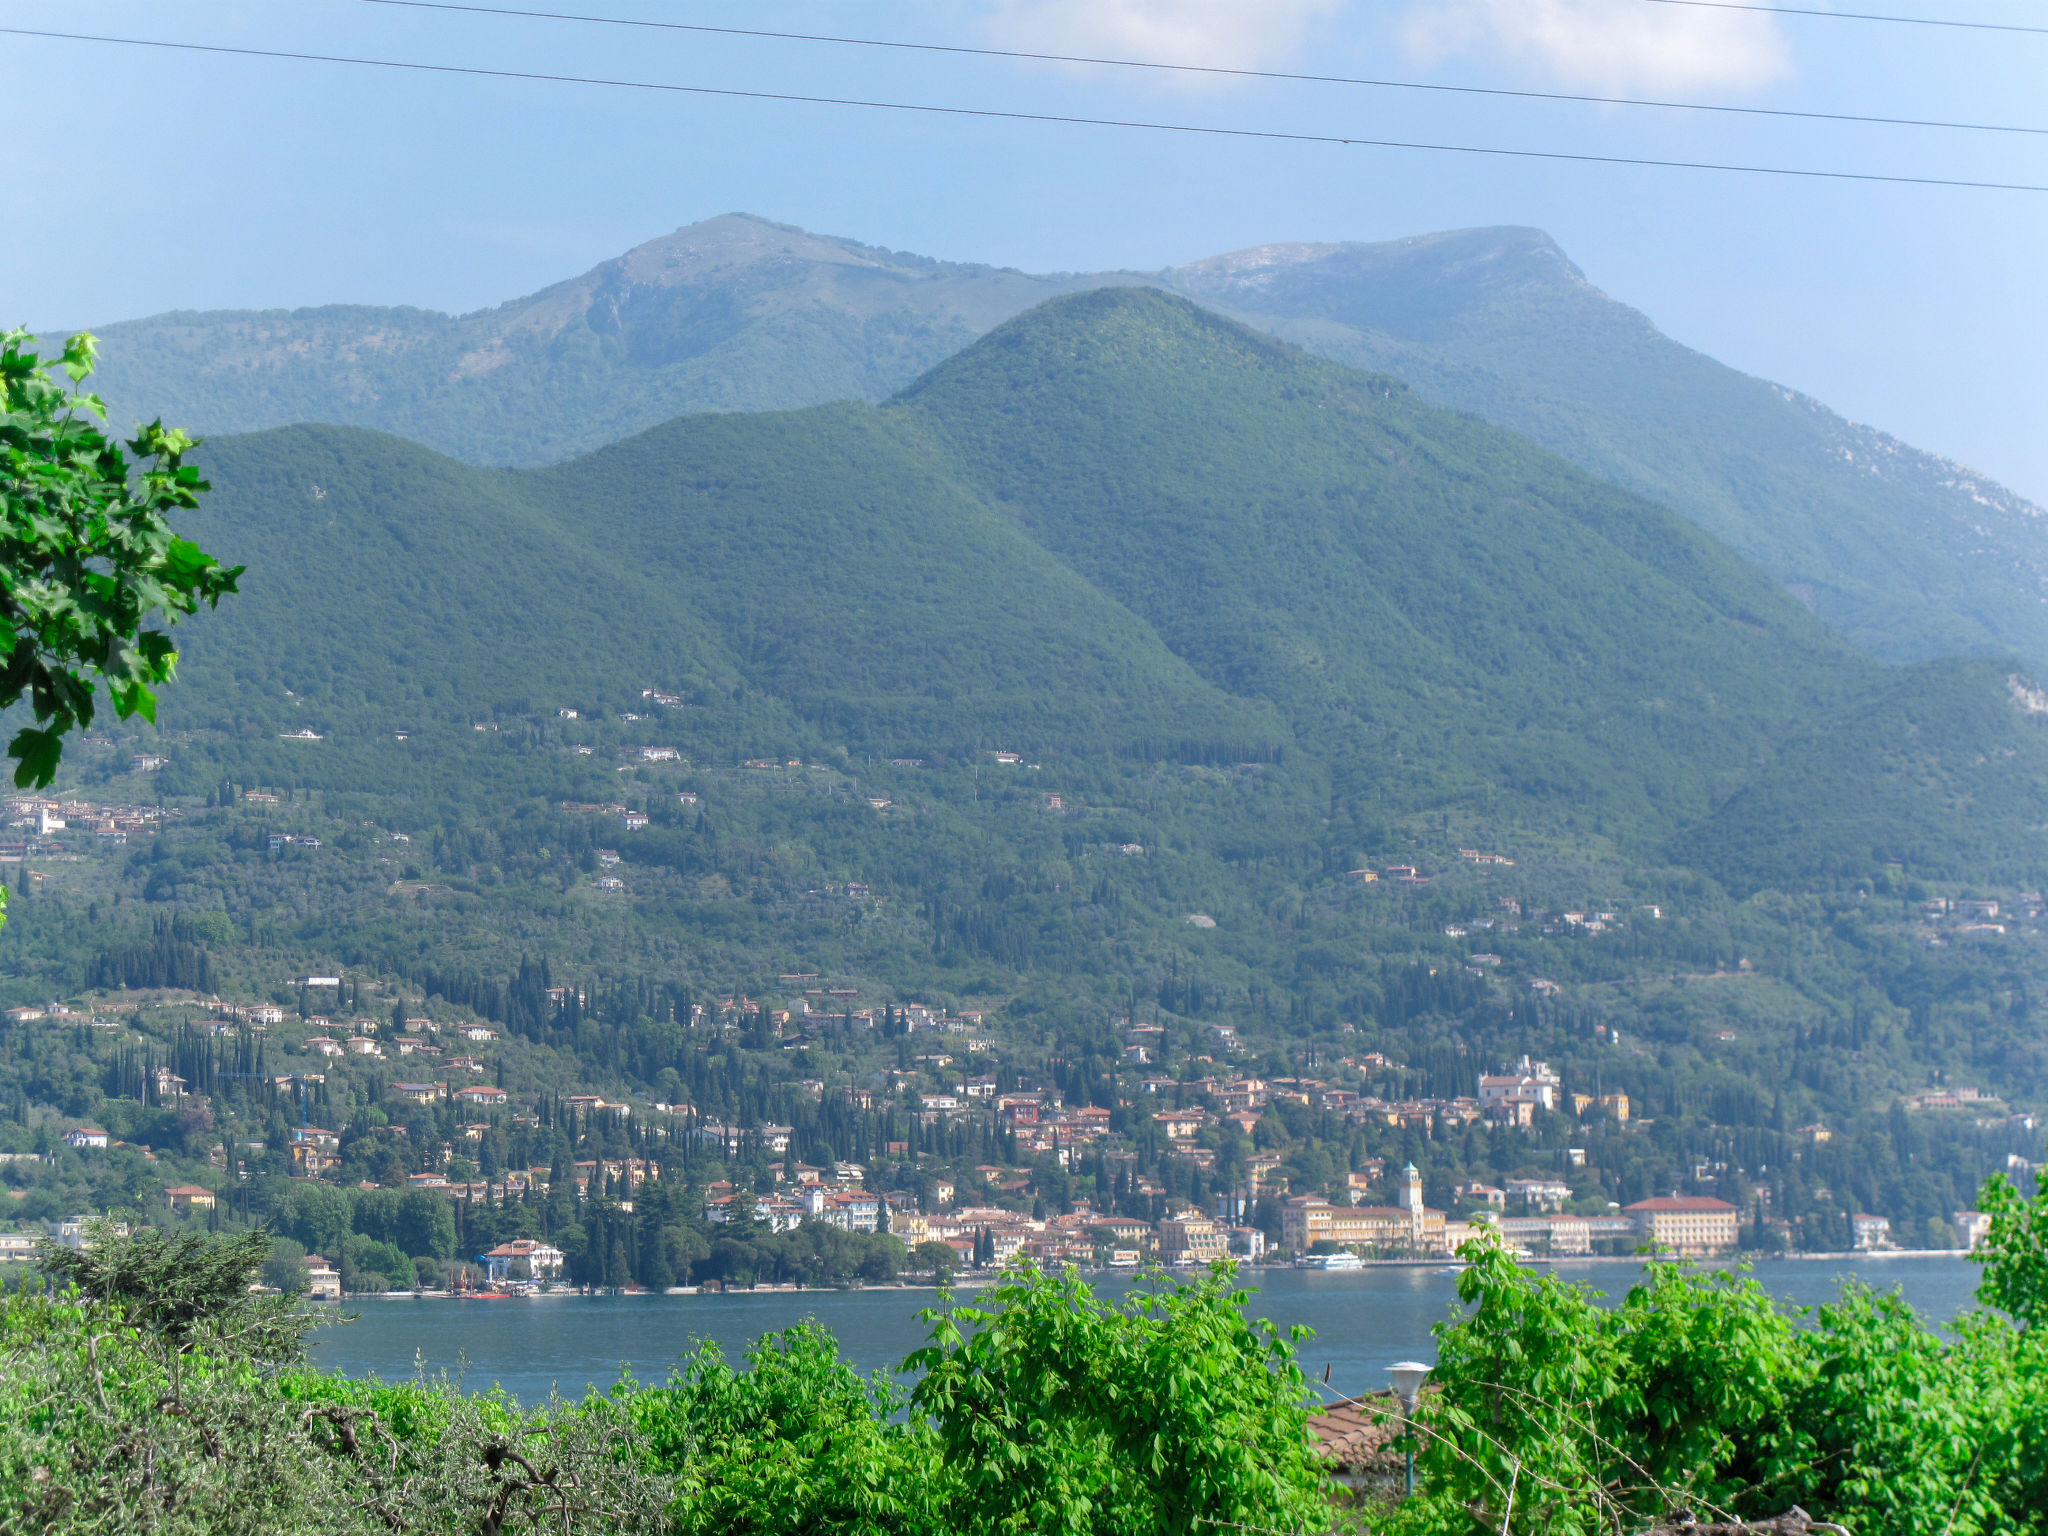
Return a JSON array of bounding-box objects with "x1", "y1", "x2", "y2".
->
[{"x1": 5, "y1": 0, "x2": 2044, "y2": 500}]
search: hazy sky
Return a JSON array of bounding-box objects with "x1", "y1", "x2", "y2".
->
[{"x1": 5, "y1": 0, "x2": 2044, "y2": 499}]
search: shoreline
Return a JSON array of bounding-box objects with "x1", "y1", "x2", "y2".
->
[{"x1": 324, "y1": 1249, "x2": 1971, "y2": 1300}]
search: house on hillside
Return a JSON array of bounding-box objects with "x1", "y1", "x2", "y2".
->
[
  {"x1": 63, "y1": 1126, "x2": 109, "y2": 1150},
  {"x1": 1504, "y1": 1178, "x2": 1573, "y2": 1211},
  {"x1": 164, "y1": 1184, "x2": 216, "y2": 1213}
]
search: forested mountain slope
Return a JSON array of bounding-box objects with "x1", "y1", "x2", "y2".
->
[
  {"x1": 10, "y1": 290, "x2": 2048, "y2": 1258},
  {"x1": 60, "y1": 213, "x2": 2048, "y2": 672},
  {"x1": 1174, "y1": 228, "x2": 2048, "y2": 668},
  {"x1": 160, "y1": 289, "x2": 2048, "y2": 886}
]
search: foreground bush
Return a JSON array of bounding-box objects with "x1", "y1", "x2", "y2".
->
[
  {"x1": 1381, "y1": 1173, "x2": 2048, "y2": 1536},
  {"x1": 1, "y1": 1225, "x2": 669, "y2": 1535},
  {"x1": 0, "y1": 1226, "x2": 1322, "y2": 1536},
  {"x1": 7, "y1": 1182, "x2": 2048, "y2": 1535}
]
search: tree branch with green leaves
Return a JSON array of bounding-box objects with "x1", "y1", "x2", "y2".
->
[{"x1": 0, "y1": 328, "x2": 239, "y2": 792}]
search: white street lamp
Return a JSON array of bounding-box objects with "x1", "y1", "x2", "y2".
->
[{"x1": 1387, "y1": 1360, "x2": 1432, "y2": 1495}]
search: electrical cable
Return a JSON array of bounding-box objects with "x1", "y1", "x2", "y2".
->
[
  {"x1": 1639, "y1": 0, "x2": 2048, "y2": 35},
  {"x1": 357, "y1": 0, "x2": 2048, "y2": 139},
  {"x1": 2, "y1": 25, "x2": 2042, "y2": 194}
]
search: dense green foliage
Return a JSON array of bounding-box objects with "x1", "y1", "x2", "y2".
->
[
  {"x1": 12, "y1": 1196, "x2": 2048, "y2": 1533},
  {"x1": 0, "y1": 330, "x2": 237, "y2": 788},
  {"x1": 906, "y1": 1262, "x2": 1328, "y2": 1534},
  {"x1": 3, "y1": 1227, "x2": 1326, "y2": 1536},
  {"x1": 1399, "y1": 1204, "x2": 2048, "y2": 1535}
]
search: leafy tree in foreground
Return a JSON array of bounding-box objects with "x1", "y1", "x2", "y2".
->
[
  {"x1": 1975, "y1": 1171, "x2": 2048, "y2": 1327},
  {"x1": 5, "y1": 1221, "x2": 672, "y2": 1535},
  {"x1": 636, "y1": 1323, "x2": 946, "y2": 1536},
  {"x1": 1388, "y1": 1219, "x2": 2048, "y2": 1536},
  {"x1": 907, "y1": 1260, "x2": 1329, "y2": 1536},
  {"x1": 0, "y1": 328, "x2": 239, "y2": 792},
  {"x1": 34, "y1": 1220, "x2": 302, "y2": 1361},
  {"x1": 11, "y1": 1204, "x2": 2048, "y2": 1535}
]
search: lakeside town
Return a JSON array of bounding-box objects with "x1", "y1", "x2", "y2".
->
[{"x1": 4, "y1": 973, "x2": 2007, "y2": 1296}]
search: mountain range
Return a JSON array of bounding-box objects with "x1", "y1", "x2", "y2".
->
[
  {"x1": 60, "y1": 212, "x2": 2048, "y2": 673},
  {"x1": 162, "y1": 288, "x2": 2048, "y2": 893},
  {"x1": 12, "y1": 224, "x2": 2042, "y2": 1254}
]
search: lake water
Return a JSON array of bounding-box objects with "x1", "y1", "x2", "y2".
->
[{"x1": 306, "y1": 1255, "x2": 1984, "y2": 1405}]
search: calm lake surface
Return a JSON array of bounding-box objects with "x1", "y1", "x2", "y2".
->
[{"x1": 307, "y1": 1255, "x2": 1983, "y2": 1404}]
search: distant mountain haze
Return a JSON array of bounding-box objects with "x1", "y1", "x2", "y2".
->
[
  {"x1": 169, "y1": 291, "x2": 2048, "y2": 893},
  {"x1": 63, "y1": 212, "x2": 2048, "y2": 673}
]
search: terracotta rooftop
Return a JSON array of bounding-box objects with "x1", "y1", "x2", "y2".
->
[{"x1": 1307, "y1": 1391, "x2": 1403, "y2": 1473}]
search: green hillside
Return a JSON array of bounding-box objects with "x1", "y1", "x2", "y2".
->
[
  {"x1": 177, "y1": 415, "x2": 1268, "y2": 762},
  {"x1": 145, "y1": 287, "x2": 2048, "y2": 889},
  {"x1": 1683, "y1": 658, "x2": 2048, "y2": 888},
  {"x1": 7, "y1": 289, "x2": 2047, "y2": 1268},
  {"x1": 899, "y1": 289, "x2": 1854, "y2": 840},
  {"x1": 54, "y1": 214, "x2": 2048, "y2": 677},
  {"x1": 1175, "y1": 228, "x2": 2048, "y2": 668},
  {"x1": 172, "y1": 424, "x2": 737, "y2": 721}
]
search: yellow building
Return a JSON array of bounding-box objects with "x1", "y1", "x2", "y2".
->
[
  {"x1": 1156, "y1": 1211, "x2": 1229, "y2": 1264},
  {"x1": 1282, "y1": 1195, "x2": 1445, "y2": 1254},
  {"x1": 1570, "y1": 1092, "x2": 1632, "y2": 1123},
  {"x1": 1623, "y1": 1196, "x2": 1738, "y2": 1256}
]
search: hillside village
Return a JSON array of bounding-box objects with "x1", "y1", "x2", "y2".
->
[
  {"x1": 1, "y1": 948, "x2": 2019, "y2": 1292},
  {"x1": 0, "y1": 703, "x2": 2039, "y2": 1294}
]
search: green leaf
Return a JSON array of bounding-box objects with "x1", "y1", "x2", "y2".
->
[
  {"x1": 9, "y1": 726, "x2": 62, "y2": 788},
  {"x1": 59, "y1": 331, "x2": 98, "y2": 383}
]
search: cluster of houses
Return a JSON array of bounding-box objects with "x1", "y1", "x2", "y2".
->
[
  {"x1": 294, "y1": 1011, "x2": 497, "y2": 1069},
  {"x1": 1920, "y1": 893, "x2": 2042, "y2": 939},
  {"x1": 0, "y1": 793, "x2": 165, "y2": 856},
  {"x1": 1116, "y1": 1059, "x2": 1629, "y2": 1154},
  {"x1": 36, "y1": 964, "x2": 2019, "y2": 1271},
  {"x1": 5, "y1": 1002, "x2": 116, "y2": 1028},
  {"x1": 702, "y1": 1160, "x2": 1249, "y2": 1269}
]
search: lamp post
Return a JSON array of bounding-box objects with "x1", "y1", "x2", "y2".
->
[{"x1": 1387, "y1": 1360, "x2": 1432, "y2": 1496}]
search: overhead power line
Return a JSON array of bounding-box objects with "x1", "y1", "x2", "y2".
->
[
  {"x1": 3, "y1": 25, "x2": 2043, "y2": 194},
  {"x1": 1639, "y1": 0, "x2": 2048, "y2": 35},
  {"x1": 357, "y1": 0, "x2": 2048, "y2": 138}
]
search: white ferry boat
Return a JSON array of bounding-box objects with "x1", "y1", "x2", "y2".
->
[{"x1": 1303, "y1": 1252, "x2": 1365, "y2": 1270}]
